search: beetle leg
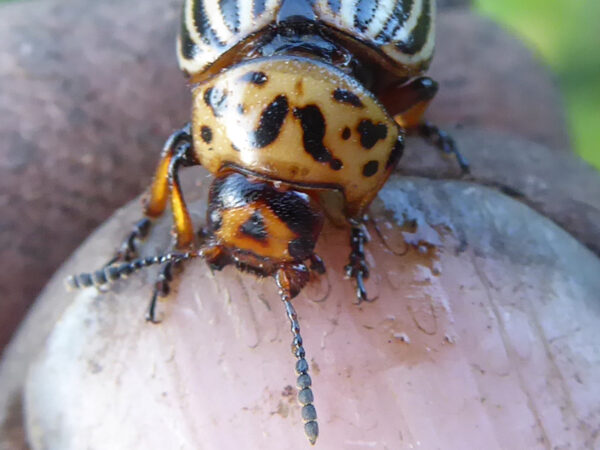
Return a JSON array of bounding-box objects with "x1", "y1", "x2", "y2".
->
[
  {"x1": 146, "y1": 259, "x2": 179, "y2": 323},
  {"x1": 380, "y1": 77, "x2": 470, "y2": 174},
  {"x1": 309, "y1": 254, "x2": 326, "y2": 275},
  {"x1": 417, "y1": 120, "x2": 470, "y2": 174},
  {"x1": 144, "y1": 123, "x2": 193, "y2": 217},
  {"x1": 379, "y1": 77, "x2": 438, "y2": 124},
  {"x1": 144, "y1": 122, "x2": 200, "y2": 249},
  {"x1": 104, "y1": 218, "x2": 152, "y2": 266},
  {"x1": 167, "y1": 140, "x2": 199, "y2": 248},
  {"x1": 146, "y1": 244, "x2": 228, "y2": 323},
  {"x1": 275, "y1": 267, "x2": 319, "y2": 445},
  {"x1": 103, "y1": 124, "x2": 195, "y2": 266},
  {"x1": 344, "y1": 219, "x2": 374, "y2": 303}
]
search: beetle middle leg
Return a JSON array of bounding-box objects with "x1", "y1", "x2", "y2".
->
[
  {"x1": 103, "y1": 123, "x2": 196, "y2": 267},
  {"x1": 72, "y1": 123, "x2": 202, "y2": 321},
  {"x1": 380, "y1": 77, "x2": 470, "y2": 174}
]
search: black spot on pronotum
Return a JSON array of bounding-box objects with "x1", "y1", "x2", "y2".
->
[
  {"x1": 333, "y1": 89, "x2": 364, "y2": 108},
  {"x1": 386, "y1": 136, "x2": 404, "y2": 169},
  {"x1": 204, "y1": 87, "x2": 228, "y2": 117},
  {"x1": 241, "y1": 71, "x2": 268, "y2": 85},
  {"x1": 330, "y1": 159, "x2": 343, "y2": 171},
  {"x1": 239, "y1": 211, "x2": 268, "y2": 241},
  {"x1": 357, "y1": 119, "x2": 387, "y2": 149},
  {"x1": 362, "y1": 160, "x2": 379, "y2": 177},
  {"x1": 341, "y1": 127, "x2": 351, "y2": 140},
  {"x1": 293, "y1": 105, "x2": 336, "y2": 167},
  {"x1": 201, "y1": 126, "x2": 213, "y2": 143},
  {"x1": 251, "y1": 95, "x2": 289, "y2": 148}
]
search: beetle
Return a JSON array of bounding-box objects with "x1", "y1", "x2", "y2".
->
[{"x1": 68, "y1": 0, "x2": 468, "y2": 444}]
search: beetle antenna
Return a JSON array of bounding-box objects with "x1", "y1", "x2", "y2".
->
[
  {"x1": 280, "y1": 292, "x2": 319, "y2": 445},
  {"x1": 66, "y1": 251, "x2": 198, "y2": 290}
]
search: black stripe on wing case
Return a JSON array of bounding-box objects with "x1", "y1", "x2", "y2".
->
[
  {"x1": 193, "y1": 0, "x2": 227, "y2": 47},
  {"x1": 394, "y1": 0, "x2": 430, "y2": 54},
  {"x1": 219, "y1": 0, "x2": 241, "y2": 33}
]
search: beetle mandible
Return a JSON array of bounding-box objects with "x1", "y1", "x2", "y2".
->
[{"x1": 68, "y1": 0, "x2": 469, "y2": 444}]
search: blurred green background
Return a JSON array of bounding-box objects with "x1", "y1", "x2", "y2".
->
[
  {"x1": 1, "y1": 0, "x2": 598, "y2": 169},
  {"x1": 474, "y1": 0, "x2": 600, "y2": 170}
]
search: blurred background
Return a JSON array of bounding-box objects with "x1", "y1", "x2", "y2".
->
[{"x1": 474, "y1": 0, "x2": 600, "y2": 169}]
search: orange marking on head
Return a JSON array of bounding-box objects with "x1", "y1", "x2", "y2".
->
[{"x1": 216, "y1": 204, "x2": 298, "y2": 261}]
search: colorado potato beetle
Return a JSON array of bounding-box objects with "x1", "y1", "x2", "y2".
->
[{"x1": 68, "y1": 0, "x2": 468, "y2": 444}]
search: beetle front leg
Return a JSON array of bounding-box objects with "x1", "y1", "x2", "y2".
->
[
  {"x1": 146, "y1": 259, "x2": 180, "y2": 323},
  {"x1": 146, "y1": 244, "x2": 226, "y2": 323},
  {"x1": 380, "y1": 77, "x2": 470, "y2": 175},
  {"x1": 344, "y1": 219, "x2": 373, "y2": 303}
]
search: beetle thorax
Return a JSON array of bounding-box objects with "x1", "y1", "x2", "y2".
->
[{"x1": 191, "y1": 56, "x2": 402, "y2": 217}]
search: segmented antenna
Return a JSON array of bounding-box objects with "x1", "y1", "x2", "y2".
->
[
  {"x1": 65, "y1": 252, "x2": 195, "y2": 290},
  {"x1": 280, "y1": 292, "x2": 319, "y2": 445}
]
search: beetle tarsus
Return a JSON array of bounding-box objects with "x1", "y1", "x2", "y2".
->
[
  {"x1": 145, "y1": 258, "x2": 186, "y2": 323},
  {"x1": 145, "y1": 288, "x2": 163, "y2": 324},
  {"x1": 417, "y1": 121, "x2": 470, "y2": 175},
  {"x1": 104, "y1": 218, "x2": 153, "y2": 266},
  {"x1": 345, "y1": 223, "x2": 375, "y2": 303},
  {"x1": 145, "y1": 261, "x2": 174, "y2": 323}
]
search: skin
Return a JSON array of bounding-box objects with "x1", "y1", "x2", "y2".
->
[
  {"x1": 1, "y1": 2, "x2": 599, "y2": 448},
  {"x1": 15, "y1": 171, "x2": 600, "y2": 449}
]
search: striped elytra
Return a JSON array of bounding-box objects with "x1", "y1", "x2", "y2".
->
[{"x1": 178, "y1": 0, "x2": 435, "y2": 78}]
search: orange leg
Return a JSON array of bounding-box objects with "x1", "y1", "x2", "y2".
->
[
  {"x1": 380, "y1": 77, "x2": 438, "y2": 128},
  {"x1": 380, "y1": 77, "x2": 470, "y2": 174},
  {"x1": 103, "y1": 124, "x2": 196, "y2": 266},
  {"x1": 144, "y1": 123, "x2": 199, "y2": 248}
]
